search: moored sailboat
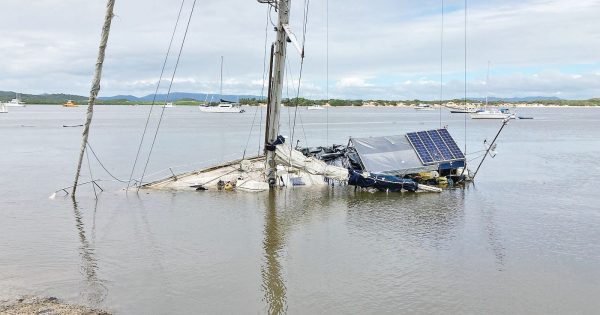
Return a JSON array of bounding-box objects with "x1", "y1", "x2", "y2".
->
[
  {"x1": 4, "y1": 94, "x2": 26, "y2": 107},
  {"x1": 199, "y1": 56, "x2": 244, "y2": 113}
]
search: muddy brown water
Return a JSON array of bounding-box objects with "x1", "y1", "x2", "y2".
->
[{"x1": 1, "y1": 105, "x2": 599, "y2": 314}]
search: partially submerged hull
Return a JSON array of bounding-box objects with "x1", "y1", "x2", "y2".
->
[
  {"x1": 142, "y1": 146, "x2": 347, "y2": 192},
  {"x1": 142, "y1": 143, "x2": 444, "y2": 193}
]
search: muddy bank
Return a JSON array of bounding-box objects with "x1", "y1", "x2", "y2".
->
[{"x1": 0, "y1": 296, "x2": 109, "y2": 315}]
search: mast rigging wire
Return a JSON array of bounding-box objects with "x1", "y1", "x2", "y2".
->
[
  {"x1": 289, "y1": 0, "x2": 311, "y2": 154},
  {"x1": 439, "y1": 0, "x2": 444, "y2": 129},
  {"x1": 326, "y1": 0, "x2": 329, "y2": 145},
  {"x1": 464, "y1": 0, "x2": 468, "y2": 159},
  {"x1": 243, "y1": 5, "x2": 272, "y2": 159},
  {"x1": 126, "y1": 0, "x2": 186, "y2": 190},
  {"x1": 137, "y1": 0, "x2": 198, "y2": 189}
]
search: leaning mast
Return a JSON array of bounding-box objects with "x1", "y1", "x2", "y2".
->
[{"x1": 260, "y1": 0, "x2": 290, "y2": 187}]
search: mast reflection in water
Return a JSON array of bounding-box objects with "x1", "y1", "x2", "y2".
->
[
  {"x1": 261, "y1": 191, "x2": 287, "y2": 314},
  {"x1": 71, "y1": 199, "x2": 107, "y2": 306}
]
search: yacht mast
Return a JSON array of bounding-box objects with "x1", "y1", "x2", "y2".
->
[
  {"x1": 220, "y1": 55, "x2": 224, "y2": 99},
  {"x1": 261, "y1": 0, "x2": 290, "y2": 187}
]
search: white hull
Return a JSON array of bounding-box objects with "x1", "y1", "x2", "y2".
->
[
  {"x1": 199, "y1": 105, "x2": 244, "y2": 113},
  {"x1": 450, "y1": 108, "x2": 477, "y2": 113},
  {"x1": 307, "y1": 105, "x2": 324, "y2": 110},
  {"x1": 5, "y1": 98, "x2": 25, "y2": 107},
  {"x1": 0, "y1": 104, "x2": 7, "y2": 113},
  {"x1": 470, "y1": 112, "x2": 515, "y2": 119}
]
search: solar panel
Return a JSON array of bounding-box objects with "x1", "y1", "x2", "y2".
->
[{"x1": 405, "y1": 129, "x2": 465, "y2": 165}]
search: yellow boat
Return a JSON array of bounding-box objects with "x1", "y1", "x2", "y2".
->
[{"x1": 63, "y1": 100, "x2": 78, "y2": 107}]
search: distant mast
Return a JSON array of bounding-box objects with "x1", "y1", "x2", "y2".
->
[
  {"x1": 261, "y1": 0, "x2": 290, "y2": 187},
  {"x1": 220, "y1": 55, "x2": 224, "y2": 100},
  {"x1": 485, "y1": 60, "x2": 490, "y2": 107}
]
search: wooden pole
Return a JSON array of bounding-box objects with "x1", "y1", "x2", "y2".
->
[{"x1": 72, "y1": 0, "x2": 116, "y2": 197}]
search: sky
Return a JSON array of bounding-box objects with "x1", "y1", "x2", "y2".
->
[{"x1": 0, "y1": 0, "x2": 599, "y2": 100}]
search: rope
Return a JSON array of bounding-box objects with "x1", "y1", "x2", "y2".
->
[
  {"x1": 137, "y1": 0, "x2": 198, "y2": 191},
  {"x1": 87, "y1": 142, "x2": 129, "y2": 183},
  {"x1": 126, "y1": 0, "x2": 186, "y2": 190},
  {"x1": 85, "y1": 147, "x2": 98, "y2": 198}
]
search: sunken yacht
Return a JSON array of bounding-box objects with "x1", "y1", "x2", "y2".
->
[{"x1": 141, "y1": 0, "x2": 481, "y2": 194}]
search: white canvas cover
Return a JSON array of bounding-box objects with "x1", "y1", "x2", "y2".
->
[{"x1": 275, "y1": 145, "x2": 349, "y2": 181}]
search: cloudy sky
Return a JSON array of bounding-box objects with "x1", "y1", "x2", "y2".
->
[{"x1": 1, "y1": 0, "x2": 599, "y2": 100}]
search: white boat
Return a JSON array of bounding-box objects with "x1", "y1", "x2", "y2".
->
[
  {"x1": 449, "y1": 107, "x2": 477, "y2": 113},
  {"x1": 199, "y1": 57, "x2": 244, "y2": 113},
  {"x1": 470, "y1": 108, "x2": 515, "y2": 119},
  {"x1": 5, "y1": 94, "x2": 25, "y2": 107},
  {"x1": 415, "y1": 104, "x2": 434, "y2": 111},
  {"x1": 0, "y1": 103, "x2": 7, "y2": 113},
  {"x1": 162, "y1": 102, "x2": 174, "y2": 108},
  {"x1": 199, "y1": 103, "x2": 244, "y2": 113},
  {"x1": 307, "y1": 105, "x2": 324, "y2": 110},
  {"x1": 470, "y1": 62, "x2": 515, "y2": 119}
]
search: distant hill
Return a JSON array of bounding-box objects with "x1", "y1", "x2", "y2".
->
[
  {"x1": 99, "y1": 92, "x2": 265, "y2": 102},
  {"x1": 0, "y1": 90, "x2": 265, "y2": 104},
  {"x1": 475, "y1": 96, "x2": 562, "y2": 102},
  {"x1": 0, "y1": 91, "x2": 87, "y2": 104}
]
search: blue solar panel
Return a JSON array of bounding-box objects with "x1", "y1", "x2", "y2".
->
[{"x1": 406, "y1": 129, "x2": 465, "y2": 165}]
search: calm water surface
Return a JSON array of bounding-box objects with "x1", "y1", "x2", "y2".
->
[{"x1": 1, "y1": 105, "x2": 599, "y2": 314}]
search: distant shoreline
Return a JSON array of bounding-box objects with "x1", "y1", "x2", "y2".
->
[{"x1": 14, "y1": 103, "x2": 600, "y2": 108}]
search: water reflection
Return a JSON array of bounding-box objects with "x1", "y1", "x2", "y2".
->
[
  {"x1": 345, "y1": 190, "x2": 465, "y2": 249},
  {"x1": 260, "y1": 188, "x2": 339, "y2": 314},
  {"x1": 261, "y1": 191, "x2": 287, "y2": 314},
  {"x1": 470, "y1": 186, "x2": 506, "y2": 270},
  {"x1": 71, "y1": 199, "x2": 107, "y2": 306}
]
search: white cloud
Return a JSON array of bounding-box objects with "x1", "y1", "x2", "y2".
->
[{"x1": 0, "y1": 0, "x2": 598, "y2": 99}]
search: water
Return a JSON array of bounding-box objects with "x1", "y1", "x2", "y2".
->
[{"x1": 1, "y1": 105, "x2": 599, "y2": 314}]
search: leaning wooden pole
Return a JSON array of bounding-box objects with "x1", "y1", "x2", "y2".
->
[{"x1": 72, "y1": 0, "x2": 116, "y2": 197}]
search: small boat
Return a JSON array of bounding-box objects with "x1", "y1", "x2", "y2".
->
[
  {"x1": 470, "y1": 108, "x2": 515, "y2": 119},
  {"x1": 518, "y1": 116, "x2": 534, "y2": 120},
  {"x1": 449, "y1": 107, "x2": 478, "y2": 113},
  {"x1": 307, "y1": 104, "x2": 324, "y2": 110},
  {"x1": 415, "y1": 103, "x2": 434, "y2": 111},
  {"x1": 5, "y1": 94, "x2": 26, "y2": 107},
  {"x1": 162, "y1": 102, "x2": 174, "y2": 108},
  {"x1": 199, "y1": 102, "x2": 244, "y2": 113},
  {"x1": 0, "y1": 103, "x2": 7, "y2": 113},
  {"x1": 63, "y1": 100, "x2": 78, "y2": 107}
]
